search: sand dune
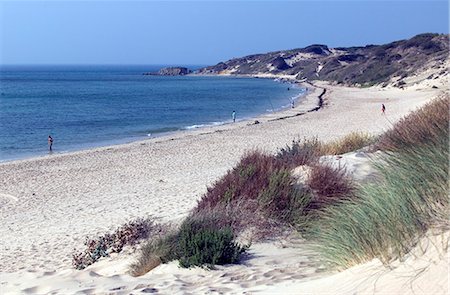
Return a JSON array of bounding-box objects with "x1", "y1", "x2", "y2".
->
[{"x1": 0, "y1": 76, "x2": 448, "y2": 294}]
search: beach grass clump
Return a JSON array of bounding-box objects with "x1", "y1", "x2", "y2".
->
[
  {"x1": 73, "y1": 218, "x2": 162, "y2": 270},
  {"x1": 321, "y1": 132, "x2": 375, "y2": 155},
  {"x1": 376, "y1": 96, "x2": 448, "y2": 152},
  {"x1": 275, "y1": 132, "x2": 375, "y2": 160},
  {"x1": 276, "y1": 137, "x2": 322, "y2": 168},
  {"x1": 129, "y1": 234, "x2": 175, "y2": 276},
  {"x1": 308, "y1": 97, "x2": 449, "y2": 269},
  {"x1": 193, "y1": 143, "x2": 357, "y2": 238}
]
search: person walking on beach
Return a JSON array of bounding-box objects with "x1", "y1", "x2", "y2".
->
[
  {"x1": 232, "y1": 110, "x2": 236, "y2": 123},
  {"x1": 381, "y1": 103, "x2": 386, "y2": 115},
  {"x1": 291, "y1": 99, "x2": 295, "y2": 109},
  {"x1": 48, "y1": 135, "x2": 53, "y2": 151}
]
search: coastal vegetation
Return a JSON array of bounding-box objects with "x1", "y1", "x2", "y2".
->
[
  {"x1": 198, "y1": 33, "x2": 449, "y2": 86},
  {"x1": 72, "y1": 97, "x2": 448, "y2": 277},
  {"x1": 309, "y1": 97, "x2": 449, "y2": 268},
  {"x1": 130, "y1": 214, "x2": 249, "y2": 276},
  {"x1": 72, "y1": 218, "x2": 163, "y2": 270}
]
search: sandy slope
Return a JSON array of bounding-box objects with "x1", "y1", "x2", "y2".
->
[
  {"x1": 0, "y1": 76, "x2": 448, "y2": 294},
  {"x1": 257, "y1": 231, "x2": 449, "y2": 295}
]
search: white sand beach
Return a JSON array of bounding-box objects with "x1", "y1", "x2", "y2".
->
[{"x1": 0, "y1": 73, "x2": 448, "y2": 294}]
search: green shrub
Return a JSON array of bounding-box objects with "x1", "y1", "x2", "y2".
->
[
  {"x1": 177, "y1": 218, "x2": 248, "y2": 269},
  {"x1": 131, "y1": 215, "x2": 248, "y2": 275}
]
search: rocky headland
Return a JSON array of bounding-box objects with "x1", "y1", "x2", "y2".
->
[{"x1": 144, "y1": 66, "x2": 192, "y2": 76}]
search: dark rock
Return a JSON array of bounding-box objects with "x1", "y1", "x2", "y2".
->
[
  {"x1": 144, "y1": 67, "x2": 192, "y2": 76},
  {"x1": 158, "y1": 67, "x2": 192, "y2": 76}
]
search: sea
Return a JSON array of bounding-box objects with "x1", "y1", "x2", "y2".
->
[{"x1": 0, "y1": 65, "x2": 305, "y2": 162}]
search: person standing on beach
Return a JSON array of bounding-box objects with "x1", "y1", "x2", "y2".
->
[
  {"x1": 232, "y1": 110, "x2": 236, "y2": 123},
  {"x1": 382, "y1": 103, "x2": 386, "y2": 114},
  {"x1": 48, "y1": 135, "x2": 53, "y2": 151},
  {"x1": 291, "y1": 99, "x2": 295, "y2": 109}
]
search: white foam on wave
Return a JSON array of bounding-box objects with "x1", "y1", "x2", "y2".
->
[
  {"x1": 184, "y1": 121, "x2": 226, "y2": 130},
  {"x1": 184, "y1": 124, "x2": 206, "y2": 130}
]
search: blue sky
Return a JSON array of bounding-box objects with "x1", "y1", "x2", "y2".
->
[{"x1": 0, "y1": 0, "x2": 448, "y2": 65}]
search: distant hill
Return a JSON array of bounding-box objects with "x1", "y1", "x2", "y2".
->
[{"x1": 197, "y1": 33, "x2": 449, "y2": 86}]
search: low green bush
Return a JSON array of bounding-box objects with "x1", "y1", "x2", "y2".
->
[
  {"x1": 177, "y1": 218, "x2": 248, "y2": 268},
  {"x1": 131, "y1": 214, "x2": 248, "y2": 275}
]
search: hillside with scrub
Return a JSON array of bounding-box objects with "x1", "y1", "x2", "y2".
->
[{"x1": 198, "y1": 33, "x2": 449, "y2": 87}]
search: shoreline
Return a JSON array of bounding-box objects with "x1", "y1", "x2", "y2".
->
[
  {"x1": 0, "y1": 77, "x2": 307, "y2": 165},
  {"x1": 0, "y1": 79, "x2": 313, "y2": 166}
]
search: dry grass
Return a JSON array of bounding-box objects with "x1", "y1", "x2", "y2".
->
[
  {"x1": 376, "y1": 96, "x2": 449, "y2": 152},
  {"x1": 130, "y1": 232, "x2": 178, "y2": 276},
  {"x1": 276, "y1": 138, "x2": 322, "y2": 168},
  {"x1": 321, "y1": 132, "x2": 375, "y2": 155},
  {"x1": 130, "y1": 249, "x2": 163, "y2": 277}
]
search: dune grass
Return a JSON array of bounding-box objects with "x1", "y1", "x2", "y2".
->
[
  {"x1": 375, "y1": 96, "x2": 448, "y2": 152},
  {"x1": 308, "y1": 97, "x2": 449, "y2": 269},
  {"x1": 276, "y1": 138, "x2": 322, "y2": 168},
  {"x1": 276, "y1": 132, "x2": 375, "y2": 163},
  {"x1": 321, "y1": 132, "x2": 375, "y2": 155},
  {"x1": 130, "y1": 96, "x2": 449, "y2": 275}
]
